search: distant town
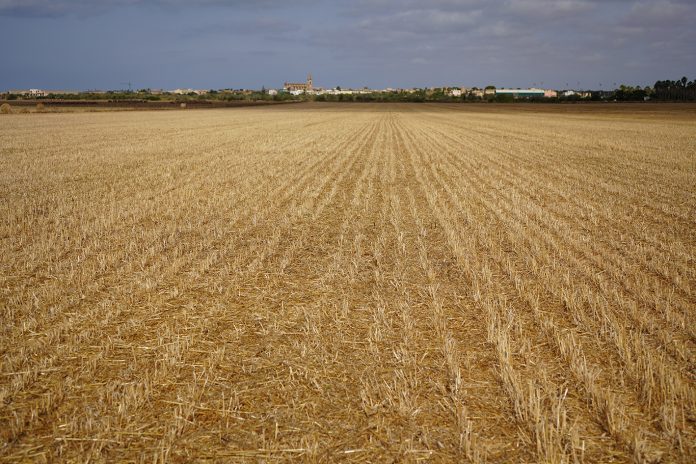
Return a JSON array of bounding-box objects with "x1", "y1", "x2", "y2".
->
[{"x1": 3, "y1": 74, "x2": 695, "y2": 103}]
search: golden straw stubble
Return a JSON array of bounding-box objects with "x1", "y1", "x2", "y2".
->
[{"x1": 1, "y1": 103, "x2": 694, "y2": 463}]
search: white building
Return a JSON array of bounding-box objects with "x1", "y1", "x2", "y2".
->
[
  {"x1": 171, "y1": 88, "x2": 208, "y2": 95},
  {"x1": 564, "y1": 90, "x2": 591, "y2": 98},
  {"x1": 322, "y1": 88, "x2": 374, "y2": 95},
  {"x1": 10, "y1": 89, "x2": 49, "y2": 97}
]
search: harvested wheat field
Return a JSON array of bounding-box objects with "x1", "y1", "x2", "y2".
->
[{"x1": 1, "y1": 103, "x2": 695, "y2": 463}]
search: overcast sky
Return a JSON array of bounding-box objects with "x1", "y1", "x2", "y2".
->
[{"x1": 1, "y1": 0, "x2": 694, "y2": 90}]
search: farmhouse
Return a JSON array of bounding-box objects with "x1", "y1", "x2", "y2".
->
[{"x1": 9, "y1": 89, "x2": 49, "y2": 97}]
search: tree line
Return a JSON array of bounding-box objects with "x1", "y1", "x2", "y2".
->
[
  {"x1": 3, "y1": 77, "x2": 695, "y2": 103},
  {"x1": 652, "y1": 77, "x2": 696, "y2": 101}
]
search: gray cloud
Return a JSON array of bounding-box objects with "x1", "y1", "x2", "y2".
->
[
  {"x1": 304, "y1": 0, "x2": 695, "y2": 87},
  {"x1": 0, "y1": 0, "x2": 694, "y2": 89},
  {"x1": 182, "y1": 17, "x2": 302, "y2": 41},
  {"x1": 623, "y1": 0, "x2": 694, "y2": 27},
  {"x1": 505, "y1": 0, "x2": 595, "y2": 17},
  {"x1": 0, "y1": 0, "x2": 314, "y2": 17},
  {"x1": 357, "y1": 9, "x2": 483, "y2": 35}
]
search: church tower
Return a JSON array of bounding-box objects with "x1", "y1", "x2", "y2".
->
[{"x1": 307, "y1": 74, "x2": 313, "y2": 90}]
